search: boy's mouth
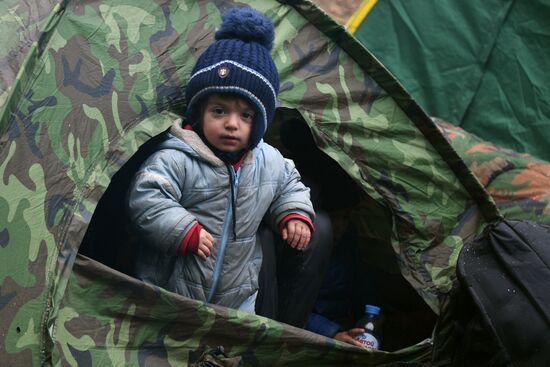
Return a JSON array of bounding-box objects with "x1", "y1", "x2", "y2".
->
[{"x1": 220, "y1": 135, "x2": 239, "y2": 144}]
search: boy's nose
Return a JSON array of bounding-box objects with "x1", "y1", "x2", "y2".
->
[{"x1": 225, "y1": 113, "x2": 239, "y2": 129}]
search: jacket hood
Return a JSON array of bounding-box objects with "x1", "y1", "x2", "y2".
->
[{"x1": 157, "y1": 119, "x2": 224, "y2": 167}]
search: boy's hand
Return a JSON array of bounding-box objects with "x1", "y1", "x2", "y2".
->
[
  {"x1": 282, "y1": 219, "x2": 311, "y2": 250},
  {"x1": 197, "y1": 228, "x2": 214, "y2": 261},
  {"x1": 334, "y1": 328, "x2": 366, "y2": 347}
]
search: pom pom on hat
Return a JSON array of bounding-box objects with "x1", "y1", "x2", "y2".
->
[
  {"x1": 185, "y1": 7, "x2": 279, "y2": 149},
  {"x1": 215, "y1": 7, "x2": 274, "y2": 50}
]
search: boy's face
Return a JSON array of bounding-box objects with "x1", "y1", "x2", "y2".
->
[{"x1": 201, "y1": 94, "x2": 254, "y2": 152}]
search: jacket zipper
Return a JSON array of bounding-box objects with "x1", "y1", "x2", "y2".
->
[{"x1": 207, "y1": 165, "x2": 240, "y2": 303}]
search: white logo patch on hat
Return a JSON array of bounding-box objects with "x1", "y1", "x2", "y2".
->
[{"x1": 217, "y1": 66, "x2": 229, "y2": 78}]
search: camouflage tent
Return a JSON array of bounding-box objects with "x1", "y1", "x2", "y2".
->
[
  {"x1": 0, "y1": 0, "x2": 516, "y2": 365},
  {"x1": 436, "y1": 119, "x2": 550, "y2": 226}
]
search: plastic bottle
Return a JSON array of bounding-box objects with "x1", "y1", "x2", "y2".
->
[{"x1": 354, "y1": 304, "x2": 383, "y2": 350}]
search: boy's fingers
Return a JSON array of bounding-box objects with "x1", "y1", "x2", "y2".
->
[
  {"x1": 295, "y1": 231, "x2": 305, "y2": 248},
  {"x1": 295, "y1": 231, "x2": 306, "y2": 251},
  {"x1": 200, "y1": 230, "x2": 214, "y2": 249},
  {"x1": 295, "y1": 227, "x2": 311, "y2": 250},
  {"x1": 285, "y1": 221, "x2": 312, "y2": 249},
  {"x1": 197, "y1": 249, "x2": 207, "y2": 261},
  {"x1": 297, "y1": 234, "x2": 311, "y2": 250},
  {"x1": 201, "y1": 229, "x2": 214, "y2": 242},
  {"x1": 287, "y1": 228, "x2": 298, "y2": 247},
  {"x1": 205, "y1": 231, "x2": 214, "y2": 242},
  {"x1": 200, "y1": 243, "x2": 211, "y2": 257}
]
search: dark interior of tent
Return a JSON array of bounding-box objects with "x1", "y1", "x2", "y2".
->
[{"x1": 79, "y1": 108, "x2": 436, "y2": 351}]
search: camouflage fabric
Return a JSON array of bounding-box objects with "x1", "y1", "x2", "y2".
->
[
  {"x1": 0, "y1": 0, "x2": 59, "y2": 110},
  {"x1": 1, "y1": 0, "x2": 500, "y2": 365},
  {"x1": 437, "y1": 119, "x2": 550, "y2": 225}
]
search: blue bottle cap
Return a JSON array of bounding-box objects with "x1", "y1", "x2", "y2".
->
[{"x1": 365, "y1": 304, "x2": 381, "y2": 315}]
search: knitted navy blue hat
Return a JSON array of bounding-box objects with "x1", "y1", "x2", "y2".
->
[{"x1": 185, "y1": 7, "x2": 279, "y2": 149}]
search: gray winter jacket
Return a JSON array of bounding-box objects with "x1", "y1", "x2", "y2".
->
[{"x1": 127, "y1": 119, "x2": 314, "y2": 309}]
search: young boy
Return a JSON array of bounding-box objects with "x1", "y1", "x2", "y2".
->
[{"x1": 127, "y1": 7, "x2": 314, "y2": 313}]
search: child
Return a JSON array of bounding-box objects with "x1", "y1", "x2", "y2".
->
[{"x1": 127, "y1": 7, "x2": 314, "y2": 313}]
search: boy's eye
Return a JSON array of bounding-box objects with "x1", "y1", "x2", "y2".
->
[
  {"x1": 242, "y1": 112, "x2": 254, "y2": 120},
  {"x1": 212, "y1": 107, "x2": 225, "y2": 115}
]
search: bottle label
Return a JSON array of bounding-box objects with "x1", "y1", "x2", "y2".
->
[{"x1": 355, "y1": 332, "x2": 379, "y2": 350}]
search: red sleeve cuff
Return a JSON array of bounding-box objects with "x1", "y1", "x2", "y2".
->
[
  {"x1": 278, "y1": 213, "x2": 315, "y2": 234},
  {"x1": 179, "y1": 223, "x2": 202, "y2": 256}
]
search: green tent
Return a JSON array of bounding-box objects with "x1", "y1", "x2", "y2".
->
[
  {"x1": 3, "y1": 0, "x2": 538, "y2": 365},
  {"x1": 351, "y1": 0, "x2": 550, "y2": 162}
]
